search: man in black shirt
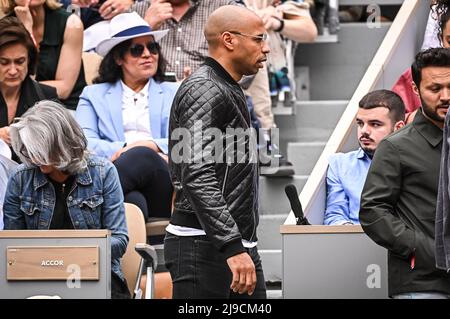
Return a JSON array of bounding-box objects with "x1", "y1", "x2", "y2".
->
[
  {"x1": 166, "y1": 5, "x2": 269, "y2": 298},
  {"x1": 360, "y1": 48, "x2": 450, "y2": 299}
]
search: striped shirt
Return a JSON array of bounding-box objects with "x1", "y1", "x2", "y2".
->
[{"x1": 155, "y1": 0, "x2": 238, "y2": 80}]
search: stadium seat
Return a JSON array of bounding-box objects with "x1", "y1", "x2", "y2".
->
[
  {"x1": 122, "y1": 203, "x2": 158, "y2": 299},
  {"x1": 82, "y1": 52, "x2": 102, "y2": 85}
]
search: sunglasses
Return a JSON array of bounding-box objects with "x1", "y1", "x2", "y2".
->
[{"x1": 129, "y1": 42, "x2": 160, "y2": 58}]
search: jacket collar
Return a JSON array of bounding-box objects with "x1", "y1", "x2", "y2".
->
[
  {"x1": 33, "y1": 165, "x2": 92, "y2": 191},
  {"x1": 19, "y1": 77, "x2": 44, "y2": 110},
  {"x1": 412, "y1": 109, "x2": 443, "y2": 148},
  {"x1": 357, "y1": 148, "x2": 369, "y2": 160},
  {"x1": 204, "y1": 57, "x2": 240, "y2": 88},
  {"x1": 106, "y1": 78, "x2": 162, "y2": 139},
  {"x1": 106, "y1": 81, "x2": 125, "y2": 140},
  {"x1": 148, "y1": 79, "x2": 163, "y2": 137},
  {"x1": 0, "y1": 77, "x2": 38, "y2": 127}
]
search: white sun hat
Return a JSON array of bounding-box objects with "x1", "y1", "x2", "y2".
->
[
  {"x1": 83, "y1": 20, "x2": 110, "y2": 52},
  {"x1": 95, "y1": 12, "x2": 169, "y2": 57}
]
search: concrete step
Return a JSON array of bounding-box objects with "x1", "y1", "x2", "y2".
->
[
  {"x1": 287, "y1": 141, "x2": 327, "y2": 176},
  {"x1": 267, "y1": 289, "x2": 283, "y2": 299},
  {"x1": 259, "y1": 175, "x2": 308, "y2": 216},
  {"x1": 257, "y1": 215, "x2": 285, "y2": 282},
  {"x1": 276, "y1": 100, "x2": 347, "y2": 131},
  {"x1": 293, "y1": 100, "x2": 347, "y2": 129},
  {"x1": 314, "y1": 28, "x2": 338, "y2": 43},
  {"x1": 273, "y1": 100, "x2": 345, "y2": 118},
  {"x1": 259, "y1": 249, "x2": 282, "y2": 283},
  {"x1": 295, "y1": 23, "x2": 392, "y2": 100},
  {"x1": 274, "y1": 100, "x2": 347, "y2": 154},
  {"x1": 272, "y1": 105, "x2": 294, "y2": 116},
  {"x1": 258, "y1": 214, "x2": 287, "y2": 250}
]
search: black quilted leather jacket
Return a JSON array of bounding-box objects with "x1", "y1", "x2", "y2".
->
[{"x1": 168, "y1": 58, "x2": 259, "y2": 259}]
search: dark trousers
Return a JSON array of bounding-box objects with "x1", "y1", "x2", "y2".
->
[
  {"x1": 164, "y1": 232, "x2": 267, "y2": 299},
  {"x1": 111, "y1": 271, "x2": 131, "y2": 299},
  {"x1": 113, "y1": 146, "x2": 172, "y2": 220}
]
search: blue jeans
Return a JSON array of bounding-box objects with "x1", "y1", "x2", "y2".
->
[
  {"x1": 392, "y1": 292, "x2": 450, "y2": 299},
  {"x1": 164, "y1": 232, "x2": 267, "y2": 299}
]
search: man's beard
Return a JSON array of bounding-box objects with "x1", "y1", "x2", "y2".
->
[
  {"x1": 358, "y1": 135, "x2": 375, "y2": 158},
  {"x1": 359, "y1": 144, "x2": 375, "y2": 158},
  {"x1": 421, "y1": 96, "x2": 448, "y2": 123}
]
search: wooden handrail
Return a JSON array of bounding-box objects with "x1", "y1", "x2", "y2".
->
[
  {"x1": 0, "y1": 230, "x2": 110, "y2": 238},
  {"x1": 280, "y1": 224, "x2": 363, "y2": 234}
]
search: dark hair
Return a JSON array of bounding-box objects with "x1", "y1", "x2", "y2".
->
[
  {"x1": 439, "y1": 10, "x2": 450, "y2": 45},
  {"x1": 411, "y1": 47, "x2": 450, "y2": 88},
  {"x1": 93, "y1": 39, "x2": 167, "y2": 84},
  {"x1": 434, "y1": 0, "x2": 450, "y2": 17},
  {"x1": 0, "y1": 16, "x2": 37, "y2": 76},
  {"x1": 359, "y1": 89, "x2": 405, "y2": 123}
]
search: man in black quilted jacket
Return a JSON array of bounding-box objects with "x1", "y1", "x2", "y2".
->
[{"x1": 165, "y1": 5, "x2": 270, "y2": 299}]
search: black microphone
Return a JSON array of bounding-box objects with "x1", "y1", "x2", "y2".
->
[{"x1": 285, "y1": 184, "x2": 310, "y2": 225}]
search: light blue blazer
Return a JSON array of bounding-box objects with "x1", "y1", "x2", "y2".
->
[{"x1": 76, "y1": 78, "x2": 178, "y2": 159}]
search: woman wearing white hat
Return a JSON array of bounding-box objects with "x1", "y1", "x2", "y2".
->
[{"x1": 76, "y1": 12, "x2": 176, "y2": 225}]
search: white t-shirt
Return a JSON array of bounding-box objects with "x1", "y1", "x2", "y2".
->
[{"x1": 166, "y1": 224, "x2": 258, "y2": 248}]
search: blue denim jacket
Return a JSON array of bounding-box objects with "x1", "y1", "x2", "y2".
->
[{"x1": 3, "y1": 155, "x2": 128, "y2": 280}]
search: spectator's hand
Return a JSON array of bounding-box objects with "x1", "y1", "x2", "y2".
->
[
  {"x1": 255, "y1": 5, "x2": 283, "y2": 32},
  {"x1": 99, "y1": 0, "x2": 133, "y2": 20},
  {"x1": 0, "y1": 127, "x2": 11, "y2": 145},
  {"x1": 226, "y1": 252, "x2": 257, "y2": 295},
  {"x1": 183, "y1": 66, "x2": 192, "y2": 80},
  {"x1": 14, "y1": 0, "x2": 33, "y2": 33},
  {"x1": 261, "y1": 14, "x2": 282, "y2": 31},
  {"x1": 144, "y1": 0, "x2": 173, "y2": 30},
  {"x1": 71, "y1": 0, "x2": 99, "y2": 8}
]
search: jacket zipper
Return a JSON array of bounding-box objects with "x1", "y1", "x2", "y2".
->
[{"x1": 222, "y1": 165, "x2": 230, "y2": 194}]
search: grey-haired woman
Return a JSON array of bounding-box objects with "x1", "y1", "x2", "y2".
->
[{"x1": 3, "y1": 100, "x2": 130, "y2": 298}]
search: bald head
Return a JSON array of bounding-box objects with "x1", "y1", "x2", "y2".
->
[{"x1": 204, "y1": 5, "x2": 262, "y2": 50}]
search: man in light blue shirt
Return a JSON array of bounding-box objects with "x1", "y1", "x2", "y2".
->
[{"x1": 324, "y1": 90, "x2": 405, "y2": 225}]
